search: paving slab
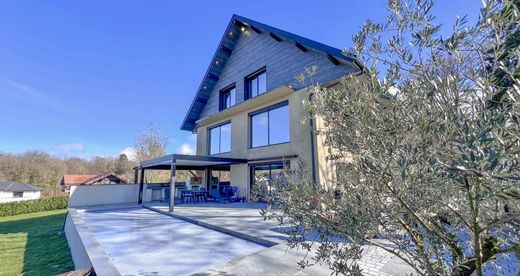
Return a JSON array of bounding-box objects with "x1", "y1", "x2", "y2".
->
[{"x1": 145, "y1": 202, "x2": 417, "y2": 276}]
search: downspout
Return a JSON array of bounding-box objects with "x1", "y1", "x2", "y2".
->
[{"x1": 308, "y1": 93, "x2": 317, "y2": 186}]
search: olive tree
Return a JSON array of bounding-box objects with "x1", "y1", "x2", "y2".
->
[{"x1": 261, "y1": 0, "x2": 520, "y2": 275}]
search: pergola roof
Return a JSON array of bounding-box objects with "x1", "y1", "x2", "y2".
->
[{"x1": 138, "y1": 154, "x2": 247, "y2": 170}]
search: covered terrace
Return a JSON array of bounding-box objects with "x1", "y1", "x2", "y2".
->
[{"x1": 133, "y1": 154, "x2": 247, "y2": 212}]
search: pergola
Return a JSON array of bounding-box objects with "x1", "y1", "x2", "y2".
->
[{"x1": 134, "y1": 154, "x2": 247, "y2": 212}]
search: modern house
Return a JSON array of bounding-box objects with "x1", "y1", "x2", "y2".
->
[
  {"x1": 63, "y1": 15, "x2": 423, "y2": 276},
  {"x1": 0, "y1": 180, "x2": 41, "y2": 203},
  {"x1": 136, "y1": 14, "x2": 362, "y2": 206},
  {"x1": 60, "y1": 173, "x2": 127, "y2": 193}
]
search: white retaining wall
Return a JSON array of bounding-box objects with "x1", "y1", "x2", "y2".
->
[
  {"x1": 68, "y1": 184, "x2": 140, "y2": 207},
  {"x1": 64, "y1": 211, "x2": 92, "y2": 270}
]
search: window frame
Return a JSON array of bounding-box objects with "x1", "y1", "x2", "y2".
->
[
  {"x1": 207, "y1": 121, "x2": 232, "y2": 155},
  {"x1": 249, "y1": 160, "x2": 290, "y2": 200},
  {"x1": 245, "y1": 67, "x2": 267, "y2": 100},
  {"x1": 219, "y1": 83, "x2": 236, "y2": 111},
  {"x1": 249, "y1": 101, "x2": 290, "y2": 148}
]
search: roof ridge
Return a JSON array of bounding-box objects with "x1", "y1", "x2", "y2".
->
[{"x1": 232, "y1": 14, "x2": 357, "y2": 63}]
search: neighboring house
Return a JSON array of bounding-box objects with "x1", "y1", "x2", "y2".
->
[
  {"x1": 0, "y1": 180, "x2": 42, "y2": 203},
  {"x1": 61, "y1": 173, "x2": 127, "y2": 192},
  {"x1": 137, "y1": 14, "x2": 362, "y2": 203}
]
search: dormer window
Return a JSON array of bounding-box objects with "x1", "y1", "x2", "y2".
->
[
  {"x1": 219, "y1": 84, "x2": 236, "y2": 111},
  {"x1": 245, "y1": 68, "x2": 266, "y2": 99}
]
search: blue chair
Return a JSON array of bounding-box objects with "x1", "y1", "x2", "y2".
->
[
  {"x1": 163, "y1": 188, "x2": 171, "y2": 202},
  {"x1": 181, "y1": 190, "x2": 194, "y2": 204}
]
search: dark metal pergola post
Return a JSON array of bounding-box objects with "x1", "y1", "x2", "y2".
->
[
  {"x1": 169, "y1": 157, "x2": 176, "y2": 212},
  {"x1": 138, "y1": 168, "x2": 145, "y2": 204},
  {"x1": 133, "y1": 169, "x2": 138, "y2": 184}
]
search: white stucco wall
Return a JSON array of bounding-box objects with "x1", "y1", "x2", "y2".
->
[
  {"x1": 0, "y1": 190, "x2": 41, "y2": 203},
  {"x1": 68, "y1": 184, "x2": 140, "y2": 207}
]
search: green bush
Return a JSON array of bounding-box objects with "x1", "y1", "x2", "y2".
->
[{"x1": 0, "y1": 196, "x2": 68, "y2": 217}]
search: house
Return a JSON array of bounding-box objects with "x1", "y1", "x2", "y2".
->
[
  {"x1": 0, "y1": 180, "x2": 42, "y2": 203},
  {"x1": 135, "y1": 15, "x2": 362, "y2": 207},
  {"x1": 60, "y1": 173, "x2": 127, "y2": 192}
]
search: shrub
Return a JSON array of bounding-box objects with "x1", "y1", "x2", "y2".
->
[{"x1": 0, "y1": 196, "x2": 68, "y2": 217}]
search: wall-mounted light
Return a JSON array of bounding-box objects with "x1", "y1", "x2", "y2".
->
[
  {"x1": 229, "y1": 31, "x2": 233, "y2": 36},
  {"x1": 215, "y1": 60, "x2": 220, "y2": 65},
  {"x1": 240, "y1": 26, "x2": 246, "y2": 32},
  {"x1": 203, "y1": 86, "x2": 207, "y2": 90}
]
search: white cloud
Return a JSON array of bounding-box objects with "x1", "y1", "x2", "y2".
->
[
  {"x1": 176, "y1": 134, "x2": 196, "y2": 155},
  {"x1": 178, "y1": 143, "x2": 195, "y2": 155},
  {"x1": 54, "y1": 143, "x2": 84, "y2": 155},
  {"x1": 0, "y1": 78, "x2": 71, "y2": 112},
  {"x1": 120, "y1": 147, "x2": 137, "y2": 161}
]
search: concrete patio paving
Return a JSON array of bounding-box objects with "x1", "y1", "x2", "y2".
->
[{"x1": 144, "y1": 202, "x2": 417, "y2": 276}]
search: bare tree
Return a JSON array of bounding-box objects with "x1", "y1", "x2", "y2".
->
[
  {"x1": 134, "y1": 123, "x2": 170, "y2": 183},
  {"x1": 262, "y1": 1, "x2": 520, "y2": 275}
]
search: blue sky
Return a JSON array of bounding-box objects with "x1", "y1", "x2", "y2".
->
[{"x1": 0, "y1": 1, "x2": 483, "y2": 159}]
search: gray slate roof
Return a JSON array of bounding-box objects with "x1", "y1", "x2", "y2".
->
[
  {"x1": 180, "y1": 14, "x2": 363, "y2": 132},
  {"x1": 0, "y1": 180, "x2": 42, "y2": 192}
]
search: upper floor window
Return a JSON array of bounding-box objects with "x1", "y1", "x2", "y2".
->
[
  {"x1": 209, "y1": 122, "x2": 231, "y2": 154},
  {"x1": 246, "y1": 68, "x2": 267, "y2": 99},
  {"x1": 219, "y1": 85, "x2": 236, "y2": 111},
  {"x1": 250, "y1": 101, "x2": 289, "y2": 148}
]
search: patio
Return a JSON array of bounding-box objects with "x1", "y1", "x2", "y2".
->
[{"x1": 144, "y1": 202, "x2": 417, "y2": 276}]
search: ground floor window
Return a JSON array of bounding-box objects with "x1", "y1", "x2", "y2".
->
[
  {"x1": 250, "y1": 161, "x2": 289, "y2": 201},
  {"x1": 13, "y1": 191, "x2": 23, "y2": 198}
]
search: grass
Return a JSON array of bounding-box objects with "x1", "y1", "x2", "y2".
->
[{"x1": 0, "y1": 209, "x2": 74, "y2": 276}]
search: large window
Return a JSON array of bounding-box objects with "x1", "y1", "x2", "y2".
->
[
  {"x1": 209, "y1": 122, "x2": 231, "y2": 154},
  {"x1": 219, "y1": 85, "x2": 236, "y2": 111},
  {"x1": 250, "y1": 161, "x2": 289, "y2": 202},
  {"x1": 250, "y1": 101, "x2": 289, "y2": 148},
  {"x1": 246, "y1": 68, "x2": 267, "y2": 99}
]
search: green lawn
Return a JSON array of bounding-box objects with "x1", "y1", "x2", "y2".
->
[{"x1": 0, "y1": 209, "x2": 74, "y2": 276}]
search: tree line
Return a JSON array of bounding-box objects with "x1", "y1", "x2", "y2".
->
[{"x1": 0, "y1": 123, "x2": 174, "y2": 196}]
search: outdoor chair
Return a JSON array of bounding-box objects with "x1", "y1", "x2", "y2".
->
[
  {"x1": 180, "y1": 190, "x2": 194, "y2": 204},
  {"x1": 163, "y1": 187, "x2": 171, "y2": 202},
  {"x1": 218, "y1": 186, "x2": 239, "y2": 203},
  {"x1": 194, "y1": 187, "x2": 208, "y2": 203}
]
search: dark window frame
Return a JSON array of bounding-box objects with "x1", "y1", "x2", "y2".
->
[
  {"x1": 13, "y1": 191, "x2": 23, "y2": 198},
  {"x1": 249, "y1": 101, "x2": 289, "y2": 148},
  {"x1": 208, "y1": 121, "x2": 232, "y2": 155},
  {"x1": 245, "y1": 67, "x2": 267, "y2": 100},
  {"x1": 249, "y1": 160, "x2": 290, "y2": 200},
  {"x1": 219, "y1": 83, "x2": 236, "y2": 111}
]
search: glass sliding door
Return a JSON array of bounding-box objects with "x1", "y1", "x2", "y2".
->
[
  {"x1": 250, "y1": 161, "x2": 288, "y2": 202},
  {"x1": 208, "y1": 166, "x2": 230, "y2": 199}
]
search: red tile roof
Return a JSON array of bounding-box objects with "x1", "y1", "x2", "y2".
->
[
  {"x1": 62, "y1": 174, "x2": 97, "y2": 185},
  {"x1": 62, "y1": 173, "x2": 127, "y2": 186}
]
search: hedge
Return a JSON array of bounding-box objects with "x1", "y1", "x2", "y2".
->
[{"x1": 0, "y1": 196, "x2": 68, "y2": 217}]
